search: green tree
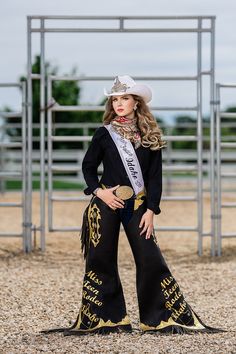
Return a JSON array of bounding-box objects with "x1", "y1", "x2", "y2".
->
[
  {"x1": 7, "y1": 55, "x2": 103, "y2": 149},
  {"x1": 171, "y1": 115, "x2": 197, "y2": 149},
  {"x1": 170, "y1": 115, "x2": 213, "y2": 150},
  {"x1": 222, "y1": 106, "x2": 236, "y2": 135}
]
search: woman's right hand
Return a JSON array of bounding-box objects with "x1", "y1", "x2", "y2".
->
[{"x1": 96, "y1": 185, "x2": 125, "y2": 210}]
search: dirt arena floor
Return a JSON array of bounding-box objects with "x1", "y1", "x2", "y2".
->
[{"x1": 0, "y1": 191, "x2": 236, "y2": 354}]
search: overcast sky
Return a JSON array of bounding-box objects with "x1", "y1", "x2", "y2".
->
[{"x1": 0, "y1": 0, "x2": 236, "y2": 121}]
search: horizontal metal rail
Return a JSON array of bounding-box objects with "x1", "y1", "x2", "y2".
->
[
  {"x1": 155, "y1": 226, "x2": 198, "y2": 231},
  {"x1": 218, "y1": 83, "x2": 236, "y2": 88},
  {"x1": 0, "y1": 232, "x2": 23, "y2": 237},
  {"x1": 219, "y1": 112, "x2": 236, "y2": 119},
  {"x1": 3, "y1": 121, "x2": 236, "y2": 129},
  {"x1": 51, "y1": 136, "x2": 91, "y2": 142},
  {"x1": 31, "y1": 28, "x2": 212, "y2": 34},
  {"x1": 52, "y1": 105, "x2": 198, "y2": 112},
  {"x1": 51, "y1": 196, "x2": 89, "y2": 202},
  {"x1": 0, "y1": 142, "x2": 22, "y2": 148},
  {"x1": 0, "y1": 172, "x2": 22, "y2": 178},
  {"x1": 49, "y1": 225, "x2": 199, "y2": 233},
  {"x1": 221, "y1": 203, "x2": 236, "y2": 208},
  {"x1": 51, "y1": 135, "x2": 198, "y2": 142},
  {"x1": 41, "y1": 139, "x2": 213, "y2": 145},
  {"x1": 221, "y1": 172, "x2": 236, "y2": 178},
  {"x1": 164, "y1": 165, "x2": 197, "y2": 171},
  {"x1": 221, "y1": 233, "x2": 236, "y2": 238},
  {"x1": 0, "y1": 83, "x2": 22, "y2": 88},
  {"x1": 221, "y1": 142, "x2": 236, "y2": 148},
  {"x1": 165, "y1": 135, "x2": 198, "y2": 142},
  {"x1": 202, "y1": 232, "x2": 212, "y2": 237},
  {"x1": 49, "y1": 75, "x2": 199, "y2": 81},
  {"x1": 49, "y1": 164, "x2": 199, "y2": 173},
  {"x1": 28, "y1": 15, "x2": 216, "y2": 20},
  {"x1": 50, "y1": 226, "x2": 81, "y2": 232},
  {"x1": 51, "y1": 165, "x2": 81, "y2": 172},
  {"x1": 0, "y1": 112, "x2": 22, "y2": 118},
  {"x1": 0, "y1": 202, "x2": 22, "y2": 207},
  {"x1": 50, "y1": 195, "x2": 197, "y2": 203},
  {"x1": 162, "y1": 196, "x2": 197, "y2": 201}
]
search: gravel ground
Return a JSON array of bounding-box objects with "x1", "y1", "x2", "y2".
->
[{"x1": 0, "y1": 192, "x2": 236, "y2": 354}]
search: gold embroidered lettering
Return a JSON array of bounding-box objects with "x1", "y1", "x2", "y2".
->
[
  {"x1": 83, "y1": 290, "x2": 103, "y2": 306},
  {"x1": 171, "y1": 301, "x2": 187, "y2": 321},
  {"x1": 161, "y1": 276, "x2": 174, "y2": 289},
  {"x1": 83, "y1": 280, "x2": 99, "y2": 295},
  {"x1": 81, "y1": 304, "x2": 99, "y2": 323},
  {"x1": 86, "y1": 271, "x2": 103, "y2": 285}
]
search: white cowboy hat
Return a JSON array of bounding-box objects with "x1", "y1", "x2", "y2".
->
[{"x1": 104, "y1": 75, "x2": 152, "y2": 103}]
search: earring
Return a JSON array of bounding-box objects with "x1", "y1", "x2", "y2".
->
[{"x1": 134, "y1": 104, "x2": 138, "y2": 111}]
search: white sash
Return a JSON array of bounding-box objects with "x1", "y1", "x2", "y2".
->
[{"x1": 105, "y1": 124, "x2": 144, "y2": 195}]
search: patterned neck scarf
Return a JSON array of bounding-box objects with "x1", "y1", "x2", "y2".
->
[{"x1": 110, "y1": 116, "x2": 141, "y2": 149}]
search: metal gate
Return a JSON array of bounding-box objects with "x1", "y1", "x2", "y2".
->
[
  {"x1": 26, "y1": 15, "x2": 217, "y2": 255},
  {"x1": 216, "y1": 83, "x2": 236, "y2": 255},
  {"x1": 0, "y1": 82, "x2": 29, "y2": 251}
]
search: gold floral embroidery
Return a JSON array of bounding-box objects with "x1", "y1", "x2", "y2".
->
[
  {"x1": 140, "y1": 310, "x2": 205, "y2": 331},
  {"x1": 88, "y1": 203, "x2": 101, "y2": 247},
  {"x1": 134, "y1": 190, "x2": 145, "y2": 210},
  {"x1": 76, "y1": 305, "x2": 131, "y2": 331}
]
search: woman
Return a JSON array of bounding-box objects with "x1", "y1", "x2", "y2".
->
[{"x1": 42, "y1": 75, "x2": 220, "y2": 336}]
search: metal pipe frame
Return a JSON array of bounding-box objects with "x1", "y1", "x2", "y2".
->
[
  {"x1": 209, "y1": 17, "x2": 216, "y2": 256},
  {"x1": 47, "y1": 76, "x2": 53, "y2": 232},
  {"x1": 21, "y1": 81, "x2": 27, "y2": 251},
  {"x1": 29, "y1": 15, "x2": 215, "y2": 19},
  {"x1": 196, "y1": 19, "x2": 203, "y2": 255},
  {"x1": 26, "y1": 17, "x2": 33, "y2": 252},
  {"x1": 0, "y1": 82, "x2": 27, "y2": 248},
  {"x1": 51, "y1": 105, "x2": 198, "y2": 112},
  {"x1": 28, "y1": 15, "x2": 215, "y2": 34},
  {"x1": 39, "y1": 18, "x2": 46, "y2": 251},
  {"x1": 216, "y1": 83, "x2": 236, "y2": 256},
  {"x1": 27, "y1": 15, "x2": 216, "y2": 254}
]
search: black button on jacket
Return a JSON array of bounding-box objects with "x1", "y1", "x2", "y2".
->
[{"x1": 82, "y1": 126, "x2": 162, "y2": 215}]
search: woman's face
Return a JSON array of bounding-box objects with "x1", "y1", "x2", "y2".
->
[{"x1": 112, "y1": 94, "x2": 136, "y2": 119}]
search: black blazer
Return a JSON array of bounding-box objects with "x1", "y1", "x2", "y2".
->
[{"x1": 82, "y1": 126, "x2": 162, "y2": 214}]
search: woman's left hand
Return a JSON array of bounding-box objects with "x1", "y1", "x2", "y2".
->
[{"x1": 139, "y1": 209, "x2": 154, "y2": 239}]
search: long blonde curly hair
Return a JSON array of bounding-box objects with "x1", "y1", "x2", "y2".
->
[{"x1": 103, "y1": 94, "x2": 165, "y2": 150}]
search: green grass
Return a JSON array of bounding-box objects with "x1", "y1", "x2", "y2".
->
[{"x1": 4, "y1": 180, "x2": 85, "y2": 190}]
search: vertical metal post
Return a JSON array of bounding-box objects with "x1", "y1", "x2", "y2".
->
[
  {"x1": 26, "y1": 17, "x2": 33, "y2": 252},
  {"x1": 47, "y1": 77, "x2": 53, "y2": 231},
  {"x1": 197, "y1": 19, "x2": 203, "y2": 255},
  {"x1": 0, "y1": 121, "x2": 5, "y2": 194},
  {"x1": 40, "y1": 18, "x2": 46, "y2": 251},
  {"x1": 165, "y1": 125, "x2": 172, "y2": 195},
  {"x1": 21, "y1": 81, "x2": 27, "y2": 251},
  {"x1": 215, "y1": 84, "x2": 222, "y2": 256},
  {"x1": 210, "y1": 18, "x2": 216, "y2": 256},
  {"x1": 83, "y1": 126, "x2": 89, "y2": 152}
]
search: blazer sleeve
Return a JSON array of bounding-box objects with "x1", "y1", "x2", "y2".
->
[
  {"x1": 82, "y1": 127, "x2": 104, "y2": 195},
  {"x1": 146, "y1": 148, "x2": 162, "y2": 215}
]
